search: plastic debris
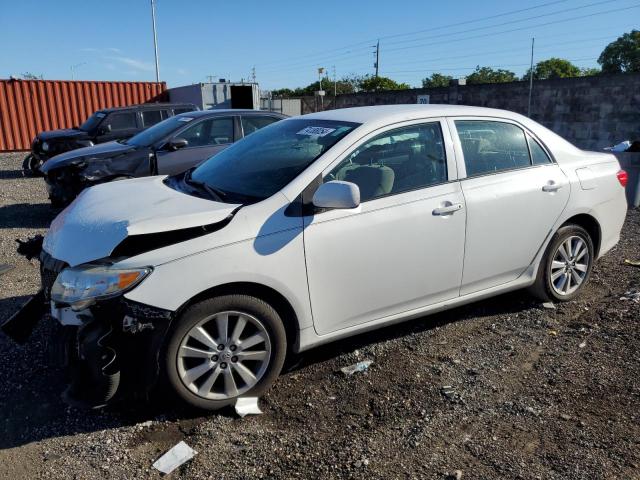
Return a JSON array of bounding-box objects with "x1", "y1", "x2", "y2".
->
[
  {"x1": 619, "y1": 290, "x2": 640, "y2": 303},
  {"x1": 340, "y1": 360, "x2": 373, "y2": 376},
  {"x1": 235, "y1": 397, "x2": 263, "y2": 418},
  {"x1": 152, "y1": 441, "x2": 197, "y2": 475},
  {"x1": 0, "y1": 264, "x2": 13, "y2": 277},
  {"x1": 542, "y1": 302, "x2": 556, "y2": 310},
  {"x1": 624, "y1": 259, "x2": 640, "y2": 267},
  {"x1": 604, "y1": 140, "x2": 631, "y2": 152}
]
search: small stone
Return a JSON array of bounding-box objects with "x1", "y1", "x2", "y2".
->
[{"x1": 542, "y1": 302, "x2": 556, "y2": 310}]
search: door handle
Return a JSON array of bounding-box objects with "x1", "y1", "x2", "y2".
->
[
  {"x1": 432, "y1": 203, "x2": 463, "y2": 216},
  {"x1": 542, "y1": 181, "x2": 563, "y2": 192}
]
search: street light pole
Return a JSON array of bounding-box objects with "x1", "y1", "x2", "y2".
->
[
  {"x1": 70, "y1": 62, "x2": 88, "y2": 80},
  {"x1": 527, "y1": 37, "x2": 535, "y2": 118},
  {"x1": 151, "y1": 0, "x2": 160, "y2": 82}
]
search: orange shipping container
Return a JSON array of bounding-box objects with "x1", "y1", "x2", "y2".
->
[{"x1": 0, "y1": 79, "x2": 167, "y2": 151}]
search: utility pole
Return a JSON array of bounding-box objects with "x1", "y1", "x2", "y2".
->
[
  {"x1": 251, "y1": 66, "x2": 256, "y2": 83},
  {"x1": 527, "y1": 37, "x2": 535, "y2": 118},
  {"x1": 318, "y1": 67, "x2": 325, "y2": 110},
  {"x1": 332, "y1": 65, "x2": 337, "y2": 97},
  {"x1": 150, "y1": 0, "x2": 160, "y2": 82},
  {"x1": 70, "y1": 62, "x2": 87, "y2": 80},
  {"x1": 374, "y1": 40, "x2": 380, "y2": 77}
]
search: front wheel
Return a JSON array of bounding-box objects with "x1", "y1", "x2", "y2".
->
[
  {"x1": 22, "y1": 154, "x2": 43, "y2": 177},
  {"x1": 164, "y1": 295, "x2": 287, "y2": 410},
  {"x1": 530, "y1": 224, "x2": 594, "y2": 302}
]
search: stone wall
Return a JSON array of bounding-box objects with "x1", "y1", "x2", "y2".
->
[{"x1": 300, "y1": 73, "x2": 640, "y2": 150}]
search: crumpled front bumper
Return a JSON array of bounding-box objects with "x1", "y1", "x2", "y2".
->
[{"x1": 1, "y1": 249, "x2": 176, "y2": 408}]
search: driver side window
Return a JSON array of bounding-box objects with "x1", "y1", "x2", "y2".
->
[
  {"x1": 178, "y1": 117, "x2": 234, "y2": 147},
  {"x1": 326, "y1": 122, "x2": 447, "y2": 202}
]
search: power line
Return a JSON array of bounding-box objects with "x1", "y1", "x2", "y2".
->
[
  {"x1": 252, "y1": 0, "x2": 573, "y2": 69},
  {"x1": 383, "y1": 0, "x2": 620, "y2": 48},
  {"x1": 385, "y1": 3, "x2": 640, "y2": 53}
]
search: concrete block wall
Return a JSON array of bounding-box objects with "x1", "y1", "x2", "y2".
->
[{"x1": 301, "y1": 73, "x2": 640, "y2": 151}]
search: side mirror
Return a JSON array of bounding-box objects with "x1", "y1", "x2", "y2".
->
[
  {"x1": 168, "y1": 137, "x2": 189, "y2": 151},
  {"x1": 312, "y1": 181, "x2": 360, "y2": 210}
]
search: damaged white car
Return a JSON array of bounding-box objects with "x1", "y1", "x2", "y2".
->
[{"x1": 3, "y1": 105, "x2": 627, "y2": 410}]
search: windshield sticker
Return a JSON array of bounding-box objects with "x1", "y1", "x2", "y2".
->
[
  {"x1": 96, "y1": 113, "x2": 106, "y2": 118},
  {"x1": 178, "y1": 117, "x2": 194, "y2": 122},
  {"x1": 296, "y1": 126, "x2": 336, "y2": 137}
]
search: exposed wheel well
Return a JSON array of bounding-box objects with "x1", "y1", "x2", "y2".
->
[
  {"x1": 562, "y1": 214, "x2": 601, "y2": 257},
  {"x1": 176, "y1": 282, "x2": 299, "y2": 353}
]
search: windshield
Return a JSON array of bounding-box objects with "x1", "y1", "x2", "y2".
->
[
  {"x1": 126, "y1": 114, "x2": 197, "y2": 148},
  {"x1": 79, "y1": 112, "x2": 106, "y2": 132},
  {"x1": 190, "y1": 119, "x2": 359, "y2": 203}
]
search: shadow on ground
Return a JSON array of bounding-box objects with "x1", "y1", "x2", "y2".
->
[
  {"x1": 0, "y1": 289, "x2": 536, "y2": 450},
  {"x1": 0, "y1": 203, "x2": 56, "y2": 229}
]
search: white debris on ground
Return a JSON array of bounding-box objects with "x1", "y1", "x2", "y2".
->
[
  {"x1": 152, "y1": 441, "x2": 197, "y2": 475},
  {"x1": 619, "y1": 290, "x2": 640, "y2": 303},
  {"x1": 235, "y1": 397, "x2": 263, "y2": 418},
  {"x1": 340, "y1": 360, "x2": 373, "y2": 376}
]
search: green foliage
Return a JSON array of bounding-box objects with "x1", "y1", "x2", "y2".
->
[
  {"x1": 465, "y1": 66, "x2": 517, "y2": 84},
  {"x1": 580, "y1": 67, "x2": 600, "y2": 77},
  {"x1": 357, "y1": 75, "x2": 410, "y2": 92},
  {"x1": 598, "y1": 30, "x2": 640, "y2": 73},
  {"x1": 522, "y1": 58, "x2": 582, "y2": 80},
  {"x1": 422, "y1": 73, "x2": 453, "y2": 88}
]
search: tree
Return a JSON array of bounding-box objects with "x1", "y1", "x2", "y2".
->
[
  {"x1": 522, "y1": 58, "x2": 582, "y2": 80},
  {"x1": 581, "y1": 67, "x2": 600, "y2": 77},
  {"x1": 357, "y1": 75, "x2": 410, "y2": 92},
  {"x1": 465, "y1": 66, "x2": 517, "y2": 84},
  {"x1": 270, "y1": 75, "x2": 361, "y2": 97},
  {"x1": 598, "y1": 30, "x2": 640, "y2": 73},
  {"x1": 422, "y1": 73, "x2": 452, "y2": 88}
]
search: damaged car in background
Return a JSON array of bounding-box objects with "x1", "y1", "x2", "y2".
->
[
  {"x1": 22, "y1": 103, "x2": 197, "y2": 176},
  {"x1": 40, "y1": 109, "x2": 285, "y2": 206},
  {"x1": 3, "y1": 105, "x2": 627, "y2": 411}
]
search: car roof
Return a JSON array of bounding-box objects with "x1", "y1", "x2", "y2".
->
[
  {"x1": 98, "y1": 103, "x2": 197, "y2": 113},
  {"x1": 302, "y1": 104, "x2": 529, "y2": 125},
  {"x1": 175, "y1": 109, "x2": 286, "y2": 118}
]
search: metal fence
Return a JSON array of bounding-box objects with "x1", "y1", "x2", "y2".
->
[{"x1": 0, "y1": 79, "x2": 167, "y2": 151}]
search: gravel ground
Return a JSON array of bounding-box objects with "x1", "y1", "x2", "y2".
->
[{"x1": 0, "y1": 151, "x2": 639, "y2": 480}]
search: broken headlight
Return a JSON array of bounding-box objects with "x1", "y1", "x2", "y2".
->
[{"x1": 51, "y1": 265, "x2": 152, "y2": 310}]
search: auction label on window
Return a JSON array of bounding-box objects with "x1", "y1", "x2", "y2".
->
[
  {"x1": 297, "y1": 126, "x2": 335, "y2": 137},
  {"x1": 178, "y1": 117, "x2": 194, "y2": 122}
]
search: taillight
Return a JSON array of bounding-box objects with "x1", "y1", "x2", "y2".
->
[{"x1": 617, "y1": 170, "x2": 628, "y2": 188}]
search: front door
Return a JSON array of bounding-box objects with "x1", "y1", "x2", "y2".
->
[
  {"x1": 303, "y1": 120, "x2": 466, "y2": 336},
  {"x1": 156, "y1": 116, "x2": 235, "y2": 175},
  {"x1": 449, "y1": 118, "x2": 570, "y2": 295}
]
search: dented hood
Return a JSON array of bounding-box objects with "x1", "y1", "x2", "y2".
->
[
  {"x1": 41, "y1": 140, "x2": 135, "y2": 173},
  {"x1": 43, "y1": 176, "x2": 241, "y2": 266}
]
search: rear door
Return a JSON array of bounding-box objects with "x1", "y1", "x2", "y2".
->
[
  {"x1": 96, "y1": 111, "x2": 139, "y2": 142},
  {"x1": 155, "y1": 116, "x2": 235, "y2": 175},
  {"x1": 449, "y1": 118, "x2": 570, "y2": 295},
  {"x1": 240, "y1": 115, "x2": 282, "y2": 138},
  {"x1": 303, "y1": 119, "x2": 466, "y2": 335}
]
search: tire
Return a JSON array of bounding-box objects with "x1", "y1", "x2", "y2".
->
[
  {"x1": 164, "y1": 295, "x2": 287, "y2": 411},
  {"x1": 22, "y1": 154, "x2": 43, "y2": 177},
  {"x1": 530, "y1": 224, "x2": 594, "y2": 302}
]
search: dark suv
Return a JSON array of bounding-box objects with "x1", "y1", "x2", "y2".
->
[{"x1": 23, "y1": 103, "x2": 197, "y2": 175}]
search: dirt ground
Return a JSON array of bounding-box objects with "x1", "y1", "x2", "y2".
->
[{"x1": 0, "y1": 151, "x2": 638, "y2": 480}]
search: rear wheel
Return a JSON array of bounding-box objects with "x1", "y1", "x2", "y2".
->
[
  {"x1": 530, "y1": 224, "x2": 594, "y2": 302},
  {"x1": 164, "y1": 295, "x2": 286, "y2": 410}
]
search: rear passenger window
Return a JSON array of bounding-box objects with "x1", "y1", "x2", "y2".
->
[
  {"x1": 528, "y1": 135, "x2": 552, "y2": 165},
  {"x1": 455, "y1": 120, "x2": 530, "y2": 177},
  {"x1": 327, "y1": 122, "x2": 447, "y2": 202},
  {"x1": 141, "y1": 110, "x2": 162, "y2": 127},
  {"x1": 105, "y1": 112, "x2": 137, "y2": 131},
  {"x1": 241, "y1": 116, "x2": 280, "y2": 136}
]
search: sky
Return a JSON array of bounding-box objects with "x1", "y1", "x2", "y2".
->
[{"x1": 0, "y1": 0, "x2": 637, "y2": 90}]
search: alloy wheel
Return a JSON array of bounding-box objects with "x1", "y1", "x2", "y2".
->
[
  {"x1": 549, "y1": 235, "x2": 590, "y2": 296},
  {"x1": 176, "y1": 311, "x2": 271, "y2": 400}
]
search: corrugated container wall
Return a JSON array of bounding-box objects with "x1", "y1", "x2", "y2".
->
[{"x1": 0, "y1": 79, "x2": 167, "y2": 151}]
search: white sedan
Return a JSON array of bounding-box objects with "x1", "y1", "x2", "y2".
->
[{"x1": 7, "y1": 105, "x2": 627, "y2": 410}]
